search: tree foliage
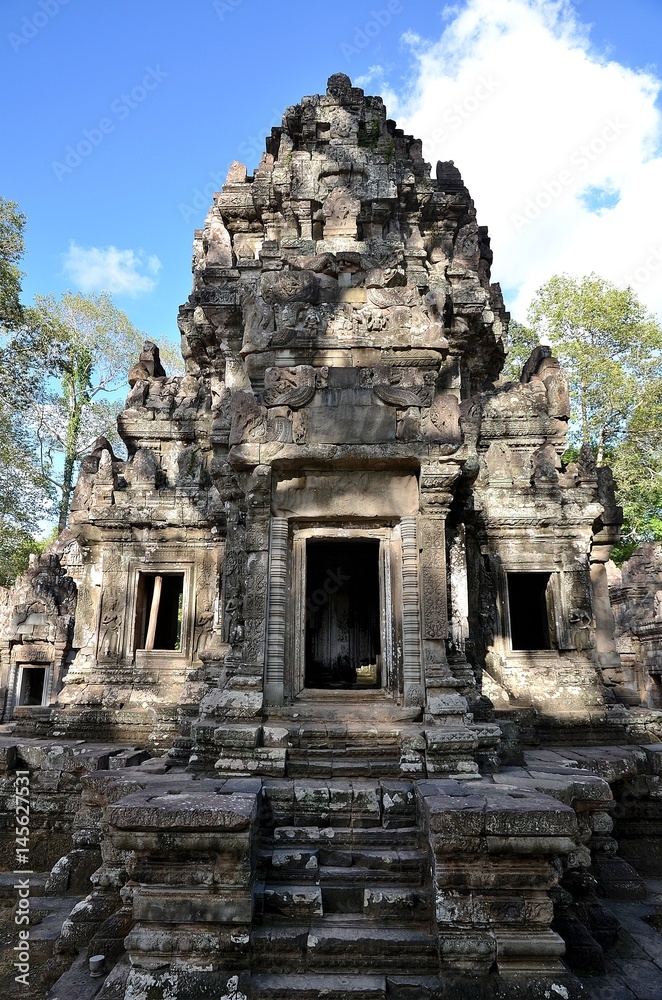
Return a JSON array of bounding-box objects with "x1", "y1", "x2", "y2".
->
[
  {"x1": 0, "y1": 198, "x2": 52, "y2": 585},
  {"x1": 0, "y1": 198, "x2": 181, "y2": 581},
  {"x1": 0, "y1": 198, "x2": 26, "y2": 330},
  {"x1": 527, "y1": 274, "x2": 662, "y2": 464},
  {"x1": 6, "y1": 291, "x2": 181, "y2": 532},
  {"x1": 516, "y1": 273, "x2": 662, "y2": 559}
]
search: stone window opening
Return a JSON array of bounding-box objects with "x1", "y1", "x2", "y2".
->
[
  {"x1": 134, "y1": 573, "x2": 184, "y2": 652},
  {"x1": 304, "y1": 538, "x2": 381, "y2": 690},
  {"x1": 17, "y1": 667, "x2": 46, "y2": 707},
  {"x1": 507, "y1": 572, "x2": 552, "y2": 650}
]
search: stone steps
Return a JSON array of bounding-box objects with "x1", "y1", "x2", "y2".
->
[
  {"x1": 264, "y1": 778, "x2": 417, "y2": 829},
  {"x1": 279, "y1": 723, "x2": 423, "y2": 779},
  {"x1": 260, "y1": 881, "x2": 432, "y2": 919},
  {"x1": 252, "y1": 973, "x2": 388, "y2": 999},
  {"x1": 251, "y1": 920, "x2": 439, "y2": 973},
  {"x1": 287, "y1": 755, "x2": 404, "y2": 778},
  {"x1": 253, "y1": 776, "x2": 435, "y2": 976}
]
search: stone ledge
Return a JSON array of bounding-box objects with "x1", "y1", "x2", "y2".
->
[{"x1": 108, "y1": 788, "x2": 258, "y2": 830}]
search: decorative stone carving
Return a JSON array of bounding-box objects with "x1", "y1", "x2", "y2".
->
[
  {"x1": 322, "y1": 186, "x2": 360, "y2": 238},
  {"x1": 204, "y1": 212, "x2": 233, "y2": 267},
  {"x1": 240, "y1": 286, "x2": 274, "y2": 354},
  {"x1": 263, "y1": 366, "x2": 320, "y2": 409},
  {"x1": 229, "y1": 391, "x2": 267, "y2": 445},
  {"x1": 485, "y1": 441, "x2": 514, "y2": 485},
  {"x1": 360, "y1": 366, "x2": 435, "y2": 407},
  {"x1": 420, "y1": 518, "x2": 447, "y2": 641},
  {"x1": 423, "y1": 393, "x2": 463, "y2": 449},
  {"x1": 261, "y1": 269, "x2": 319, "y2": 304},
  {"x1": 531, "y1": 443, "x2": 560, "y2": 483},
  {"x1": 128, "y1": 341, "x2": 166, "y2": 386}
]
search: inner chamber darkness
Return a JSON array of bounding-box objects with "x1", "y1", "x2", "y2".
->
[
  {"x1": 19, "y1": 667, "x2": 45, "y2": 706},
  {"x1": 305, "y1": 539, "x2": 381, "y2": 689},
  {"x1": 507, "y1": 572, "x2": 552, "y2": 650}
]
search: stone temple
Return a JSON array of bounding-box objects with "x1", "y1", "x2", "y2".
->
[{"x1": 0, "y1": 74, "x2": 661, "y2": 1000}]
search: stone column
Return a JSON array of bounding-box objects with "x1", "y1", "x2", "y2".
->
[
  {"x1": 419, "y1": 513, "x2": 448, "y2": 683},
  {"x1": 265, "y1": 517, "x2": 288, "y2": 706},
  {"x1": 418, "y1": 463, "x2": 474, "y2": 706},
  {"x1": 401, "y1": 516, "x2": 423, "y2": 707},
  {"x1": 590, "y1": 554, "x2": 636, "y2": 704}
]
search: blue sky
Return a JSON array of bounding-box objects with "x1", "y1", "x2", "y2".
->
[{"x1": 1, "y1": 0, "x2": 661, "y2": 357}]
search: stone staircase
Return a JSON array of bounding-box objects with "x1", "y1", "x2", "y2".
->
[
  {"x1": 284, "y1": 722, "x2": 412, "y2": 778},
  {"x1": 250, "y1": 778, "x2": 438, "y2": 996}
]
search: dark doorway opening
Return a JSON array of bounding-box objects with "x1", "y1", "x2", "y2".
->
[
  {"x1": 134, "y1": 573, "x2": 184, "y2": 651},
  {"x1": 507, "y1": 572, "x2": 552, "y2": 650},
  {"x1": 305, "y1": 539, "x2": 381, "y2": 689},
  {"x1": 19, "y1": 667, "x2": 46, "y2": 706}
]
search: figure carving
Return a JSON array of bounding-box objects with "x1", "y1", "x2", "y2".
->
[
  {"x1": 261, "y1": 269, "x2": 318, "y2": 304},
  {"x1": 423, "y1": 393, "x2": 463, "y2": 449},
  {"x1": 263, "y1": 366, "x2": 326, "y2": 408},
  {"x1": 229, "y1": 391, "x2": 267, "y2": 445},
  {"x1": 240, "y1": 286, "x2": 274, "y2": 354},
  {"x1": 204, "y1": 212, "x2": 233, "y2": 267},
  {"x1": 322, "y1": 187, "x2": 360, "y2": 238},
  {"x1": 361, "y1": 366, "x2": 435, "y2": 407}
]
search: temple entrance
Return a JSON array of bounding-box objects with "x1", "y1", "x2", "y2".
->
[
  {"x1": 507, "y1": 572, "x2": 552, "y2": 650},
  {"x1": 304, "y1": 539, "x2": 381, "y2": 689}
]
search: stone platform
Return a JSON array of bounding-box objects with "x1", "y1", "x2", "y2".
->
[{"x1": 0, "y1": 737, "x2": 658, "y2": 999}]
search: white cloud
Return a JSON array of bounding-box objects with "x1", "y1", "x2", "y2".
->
[
  {"x1": 63, "y1": 242, "x2": 162, "y2": 297},
  {"x1": 376, "y1": 0, "x2": 662, "y2": 321}
]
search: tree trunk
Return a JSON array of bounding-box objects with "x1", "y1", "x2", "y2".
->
[
  {"x1": 57, "y1": 452, "x2": 76, "y2": 532},
  {"x1": 57, "y1": 362, "x2": 88, "y2": 532},
  {"x1": 596, "y1": 427, "x2": 606, "y2": 467}
]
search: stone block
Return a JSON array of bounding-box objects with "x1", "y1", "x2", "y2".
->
[
  {"x1": 108, "y1": 789, "x2": 257, "y2": 831},
  {"x1": 133, "y1": 887, "x2": 253, "y2": 924}
]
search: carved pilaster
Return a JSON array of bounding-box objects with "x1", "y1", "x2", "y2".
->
[
  {"x1": 400, "y1": 517, "x2": 423, "y2": 707},
  {"x1": 265, "y1": 518, "x2": 288, "y2": 705},
  {"x1": 421, "y1": 518, "x2": 447, "y2": 641}
]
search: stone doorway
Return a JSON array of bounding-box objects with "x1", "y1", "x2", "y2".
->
[{"x1": 304, "y1": 539, "x2": 381, "y2": 690}]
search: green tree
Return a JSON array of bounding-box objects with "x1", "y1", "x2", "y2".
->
[
  {"x1": 0, "y1": 198, "x2": 52, "y2": 585},
  {"x1": 524, "y1": 273, "x2": 662, "y2": 557},
  {"x1": 607, "y1": 381, "x2": 662, "y2": 559},
  {"x1": 0, "y1": 198, "x2": 26, "y2": 330},
  {"x1": 501, "y1": 319, "x2": 538, "y2": 383},
  {"x1": 7, "y1": 291, "x2": 181, "y2": 532},
  {"x1": 527, "y1": 274, "x2": 662, "y2": 465}
]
